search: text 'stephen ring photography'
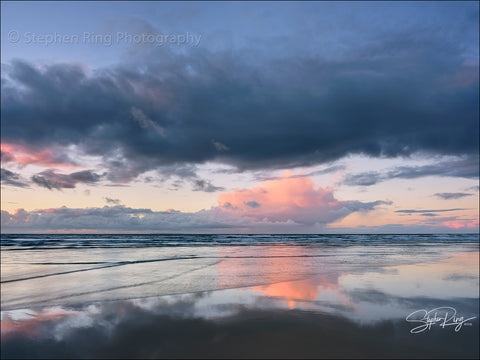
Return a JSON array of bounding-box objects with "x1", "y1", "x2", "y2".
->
[{"x1": 1, "y1": 1, "x2": 479, "y2": 359}]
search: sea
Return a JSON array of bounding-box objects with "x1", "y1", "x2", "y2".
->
[{"x1": 1, "y1": 233, "x2": 479, "y2": 358}]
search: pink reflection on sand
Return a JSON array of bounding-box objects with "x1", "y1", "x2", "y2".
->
[
  {"x1": 216, "y1": 244, "x2": 353, "y2": 310},
  {"x1": 1, "y1": 307, "x2": 79, "y2": 339},
  {"x1": 253, "y1": 273, "x2": 353, "y2": 310}
]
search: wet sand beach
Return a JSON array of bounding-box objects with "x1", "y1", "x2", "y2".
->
[{"x1": 1, "y1": 234, "x2": 479, "y2": 358}]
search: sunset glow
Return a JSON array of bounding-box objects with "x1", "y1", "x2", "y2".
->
[{"x1": 1, "y1": 1, "x2": 478, "y2": 233}]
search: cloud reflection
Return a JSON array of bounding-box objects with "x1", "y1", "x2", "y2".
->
[
  {"x1": 2, "y1": 296, "x2": 478, "y2": 359},
  {"x1": 2, "y1": 251, "x2": 479, "y2": 358}
]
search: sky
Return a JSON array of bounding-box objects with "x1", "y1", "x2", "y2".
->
[{"x1": 1, "y1": 1, "x2": 479, "y2": 233}]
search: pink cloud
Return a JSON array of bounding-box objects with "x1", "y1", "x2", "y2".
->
[
  {"x1": 0, "y1": 143, "x2": 80, "y2": 169},
  {"x1": 443, "y1": 220, "x2": 479, "y2": 230},
  {"x1": 218, "y1": 172, "x2": 384, "y2": 225}
]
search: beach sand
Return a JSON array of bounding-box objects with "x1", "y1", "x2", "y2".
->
[{"x1": 1, "y1": 234, "x2": 479, "y2": 358}]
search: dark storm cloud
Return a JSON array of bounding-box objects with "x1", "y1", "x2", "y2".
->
[
  {"x1": 0, "y1": 168, "x2": 29, "y2": 188},
  {"x1": 343, "y1": 156, "x2": 479, "y2": 186},
  {"x1": 1, "y1": 28, "x2": 478, "y2": 181},
  {"x1": 31, "y1": 169, "x2": 103, "y2": 190},
  {"x1": 434, "y1": 192, "x2": 472, "y2": 200}
]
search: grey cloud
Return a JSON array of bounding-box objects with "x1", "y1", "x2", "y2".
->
[
  {"x1": 344, "y1": 156, "x2": 479, "y2": 186},
  {"x1": 140, "y1": 164, "x2": 225, "y2": 193},
  {"x1": 1, "y1": 206, "x2": 235, "y2": 232},
  {"x1": 131, "y1": 107, "x2": 166, "y2": 137},
  {"x1": 343, "y1": 171, "x2": 379, "y2": 186},
  {"x1": 212, "y1": 140, "x2": 229, "y2": 151},
  {"x1": 258, "y1": 165, "x2": 345, "y2": 181},
  {"x1": 2, "y1": 28, "x2": 478, "y2": 180},
  {"x1": 157, "y1": 164, "x2": 199, "y2": 180},
  {"x1": 104, "y1": 197, "x2": 122, "y2": 205},
  {"x1": 443, "y1": 274, "x2": 479, "y2": 281},
  {"x1": 345, "y1": 200, "x2": 392, "y2": 213},
  {"x1": 0, "y1": 168, "x2": 29, "y2": 188},
  {"x1": 395, "y1": 208, "x2": 467, "y2": 214},
  {"x1": 0, "y1": 150, "x2": 15, "y2": 163},
  {"x1": 104, "y1": 161, "x2": 224, "y2": 193},
  {"x1": 31, "y1": 169, "x2": 103, "y2": 190},
  {"x1": 465, "y1": 185, "x2": 480, "y2": 192},
  {"x1": 192, "y1": 179, "x2": 224, "y2": 192},
  {"x1": 244, "y1": 201, "x2": 260, "y2": 208},
  {"x1": 307, "y1": 165, "x2": 346, "y2": 177},
  {"x1": 434, "y1": 192, "x2": 472, "y2": 200},
  {"x1": 324, "y1": 222, "x2": 478, "y2": 234}
]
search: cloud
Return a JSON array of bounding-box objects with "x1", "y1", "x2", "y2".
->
[
  {"x1": 0, "y1": 143, "x2": 79, "y2": 169},
  {"x1": 1, "y1": 175, "x2": 389, "y2": 232},
  {"x1": 0, "y1": 206, "x2": 236, "y2": 232},
  {"x1": 442, "y1": 220, "x2": 479, "y2": 230},
  {"x1": 434, "y1": 192, "x2": 472, "y2": 200},
  {"x1": 257, "y1": 165, "x2": 345, "y2": 181},
  {"x1": 343, "y1": 156, "x2": 479, "y2": 186},
  {"x1": 0, "y1": 168, "x2": 29, "y2": 188},
  {"x1": 244, "y1": 201, "x2": 261, "y2": 208},
  {"x1": 1, "y1": 28, "x2": 478, "y2": 181},
  {"x1": 343, "y1": 171, "x2": 379, "y2": 186},
  {"x1": 324, "y1": 222, "x2": 479, "y2": 234},
  {"x1": 31, "y1": 169, "x2": 103, "y2": 190},
  {"x1": 212, "y1": 140, "x2": 229, "y2": 151},
  {"x1": 131, "y1": 107, "x2": 166, "y2": 137},
  {"x1": 192, "y1": 179, "x2": 225, "y2": 192},
  {"x1": 104, "y1": 197, "x2": 122, "y2": 205},
  {"x1": 2, "y1": 296, "x2": 479, "y2": 359},
  {"x1": 0, "y1": 149, "x2": 15, "y2": 163},
  {"x1": 395, "y1": 208, "x2": 467, "y2": 214},
  {"x1": 103, "y1": 161, "x2": 224, "y2": 193},
  {"x1": 218, "y1": 172, "x2": 390, "y2": 225},
  {"x1": 465, "y1": 185, "x2": 480, "y2": 192}
]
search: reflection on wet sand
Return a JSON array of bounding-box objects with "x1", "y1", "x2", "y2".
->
[
  {"x1": 341, "y1": 251, "x2": 479, "y2": 300},
  {"x1": 2, "y1": 251, "x2": 478, "y2": 358},
  {"x1": 1, "y1": 296, "x2": 478, "y2": 359},
  {"x1": 217, "y1": 245, "x2": 351, "y2": 311},
  {"x1": 252, "y1": 273, "x2": 355, "y2": 311}
]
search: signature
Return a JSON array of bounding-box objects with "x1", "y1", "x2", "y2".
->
[{"x1": 406, "y1": 307, "x2": 476, "y2": 334}]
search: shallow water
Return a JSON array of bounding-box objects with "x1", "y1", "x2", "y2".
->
[{"x1": 1, "y1": 234, "x2": 479, "y2": 358}]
